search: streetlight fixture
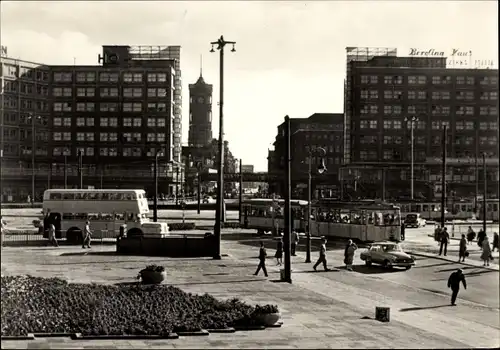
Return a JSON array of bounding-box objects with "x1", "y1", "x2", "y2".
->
[
  {"x1": 404, "y1": 116, "x2": 419, "y2": 200},
  {"x1": 210, "y1": 35, "x2": 236, "y2": 260},
  {"x1": 27, "y1": 114, "x2": 41, "y2": 206},
  {"x1": 305, "y1": 147, "x2": 327, "y2": 263}
]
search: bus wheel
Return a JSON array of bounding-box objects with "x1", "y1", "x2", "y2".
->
[
  {"x1": 127, "y1": 228, "x2": 143, "y2": 238},
  {"x1": 66, "y1": 228, "x2": 83, "y2": 245},
  {"x1": 257, "y1": 229, "x2": 264, "y2": 236}
]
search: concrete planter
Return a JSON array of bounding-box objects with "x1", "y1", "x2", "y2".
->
[{"x1": 255, "y1": 312, "x2": 280, "y2": 326}]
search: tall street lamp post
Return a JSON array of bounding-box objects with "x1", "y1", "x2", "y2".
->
[
  {"x1": 305, "y1": 147, "x2": 327, "y2": 263},
  {"x1": 27, "y1": 114, "x2": 41, "y2": 206},
  {"x1": 283, "y1": 115, "x2": 292, "y2": 283},
  {"x1": 405, "y1": 116, "x2": 418, "y2": 200},
  {"x1": 210, "y1": 35, "x2": 236, "y2": 260},
  {"x1": 239, "y1": 159, "x2": 243, "y2": 223},
  {"x1": 153, "y1": 151, "x2": 162, "y2": 222}
]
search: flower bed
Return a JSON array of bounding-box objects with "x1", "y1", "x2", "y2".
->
[{"x1": 1, "y1": 275, "x2": 279, "y2": 337}]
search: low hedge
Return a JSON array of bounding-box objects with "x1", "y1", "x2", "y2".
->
[
  {"x1": 221, "y1": 222, "x2": 241, "y2": 229},
  {"x1": 1, "y1": 275, "x2": 280, "y2": 336}
]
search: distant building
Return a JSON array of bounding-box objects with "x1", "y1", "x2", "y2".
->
[
  {"x1": 269, "y1": 113, "x2": 344, "y2": 199},
  {"x1": 343, "y1": 47, "x2": 499, "y2": 200},
  {"x1": 188, "y1": 63, "x2": 213, "y2": 147}
]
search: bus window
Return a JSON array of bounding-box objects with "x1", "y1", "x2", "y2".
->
[
  {"x1": 422, "y1": 205, "x2": 429, "y2": 212},
  {"x1": 487, "y1": 204, "x2": 493, "y2": 211},
  {"x1": 410, "y1": 204, "x2": 418, "y2": 212},
  {"x1": 430, "y1": 205, "x2": 436, "y2": 212},
  {"x1": 61, "y1": 193, "x2": 72, "y2": 200},
  {"x1": 493, "y1": 204, "x2": 498, "y2": 212},
  {"x1": 115, "y1": 213, "x2": 124, "y2": 220},
  {"x1": 101, "y1": 193, "x2": 109, "y2": 200},
  {"x1": 50, "y1": 193, "x2": 62, "y2": 200},
  {"x1": 88, "y1": 193, "x2": 97, "y2": 200},
  {"x1": 96, "y1": 193, "x2": 103, "y2": 200}
]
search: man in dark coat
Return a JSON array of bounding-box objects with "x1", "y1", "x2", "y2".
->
[
  {"x1": 254, "y1": 241, "x2": 268, "y2": 277},
  {"x1": 447, "y1": 268, "x2": 467, "y2": 306},
  {"x1": 439, "y1": 227, "x2": 449, "y2": 256},
  {"x1": 477, "y1": 229, "x2": 486, "y2": 249}
]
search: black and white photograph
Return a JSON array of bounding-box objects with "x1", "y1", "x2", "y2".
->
[{"x1": 0, "y1": 1, "x2": 498, "y2": 348}]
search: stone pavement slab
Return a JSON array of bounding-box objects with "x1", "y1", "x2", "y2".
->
[{"x1": 1, "y1": 244, "x2": 473, "y2": 349}]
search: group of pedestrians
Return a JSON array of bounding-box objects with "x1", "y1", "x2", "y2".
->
[{"x1": 254, "y1": 233, "x2": 359, "y2": 277}]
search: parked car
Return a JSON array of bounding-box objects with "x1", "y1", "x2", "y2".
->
[
  {"x1": 404, "y1": 213, "x2": 426, "y2": 228},
  {"x1": 360, "y1": 241, "x2": 416, "y2": 270},
  {"x1": 202, "y1": 196, "x2": 214, "y2": 204}
]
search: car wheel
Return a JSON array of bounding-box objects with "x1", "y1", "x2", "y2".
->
[
  {"x1": 365, "y1": 257, "x2": 372, "y2": 266},
  {"x1": 405, "y1": 266, "x2": 412, "y2": 270},
  {"x1": 383, "y1": 260, "x2": 392, "y2": 269}
]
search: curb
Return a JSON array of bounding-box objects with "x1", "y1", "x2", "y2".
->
[
  {"x1": 409, "y1": 251, "x2": 499, "y2": 272},
  {"x1": 1, "y1": 323, "x2": 283, "y2": 341}
]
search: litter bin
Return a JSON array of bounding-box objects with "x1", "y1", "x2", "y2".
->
[
  {"x1": 280, "y1": 269, "x2": 286, "y2": 281},
  {"x1": 375, "y1": 306, "x2": 390, "y2": 322}
]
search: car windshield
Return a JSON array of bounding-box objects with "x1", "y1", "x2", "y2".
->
[
  {"x1": 406, "y1": 214, "x2": 417, "y2": 221},
  {"x1": 381, "y1": 244, "x2": 403, "y2": 252}
]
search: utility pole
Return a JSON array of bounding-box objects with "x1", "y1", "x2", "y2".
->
[
  {"x1": 239, "y1": 159, "x2": 243, "y2": 222},
  {"x1": 440, "y1": 125, "x2": 447, "y2": 228},
  {"x1": 382, "y1": 168, "x2": 386, "y2": 202},
  {"x1": 482, "y1": 153, "x2": 487, "y2": 233},
  {"x1": 175, "y1": 166, "x2": 179, "y2": 206},
  {"x1": 31, "y1": 116, "x2": 37, "y2": 206},
  {"x1": 306, "y1": 157, "x2": 312, "y2": 263},
  {"x1": 283, "y1": 115, "x2": 292, "y2": 283},
  {"x1": 78, "y1": 150, "x2": 83, "y2": 189},
  {"x1": 210, "y1": 35, "x2": 236, "y2": 260},
  {"x1": 153, "y1": 153, "x2": 159, "y2": 222},
  {"x1": 474, "y1": 151, "x2": 479, "y2": 215},
  {"x1": 405, "y1": 116, "x2": 418, "y2": 200},
  {"x1": 197, "y1": 162, "x2": 202, "y2": 214}
]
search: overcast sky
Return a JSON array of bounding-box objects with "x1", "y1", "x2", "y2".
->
[{"x1": 1, "y1": 1, "x2": 497, "y2": 171}]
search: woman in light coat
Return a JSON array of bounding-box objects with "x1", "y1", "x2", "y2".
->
[
  {"x1": 345, "y1": 240, "x2": 358, "y2": 271},
  {"x1": 480, "y1": 236, "x2": 492, "y2": 267}
]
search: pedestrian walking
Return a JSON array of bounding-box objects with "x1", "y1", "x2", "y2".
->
[
  {"x1": 458, "y1": 234, "x2": 467, "y2": 262},
  {"x1": 291, "y1": 230, "x2": 299, "y2": 256},
  {"x1": 439, "y1": 227, "x2": 449, "y2": 256},
  {"x1": 447, "y1": 268, "x2": 467, "y2": 306},
  {"x1": 480, "y1": 236, "x2": 492, "y2": 267},
  {"x1": 477, "y1": 229, "x2": 486, "y2": 249},
  {"x1": 82, "y1": 221, "x2": 92, "y2": 249},
  {"x1": 466, "y1": 226, "x2": 476, "y2": 244},
  {"x1": 344, "y1": 239, "x2": 358, "y2": 271},
  {"x1": 0, "y1": 216, "x2": 6, "y2": 247},
  {"x1": 492, "y1": 232, "x2": 499, "y2": 253},
  {"x1": 254, "y1": 241, "x2": 268, "y2": 277},
  {"x1": 47, "y1": 224, "x2": 59, "y2": 247},
  {"x1": 275, "y1": 237, "x2": 283, "y2": 266},
  {"x1": 313, "y1": 237, "x2": 330, "y2": 271}
]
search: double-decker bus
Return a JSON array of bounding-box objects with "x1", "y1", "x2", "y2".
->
[
  {"x1": 310, "y1": 200, "x2": 403, "y2": 242},
  {"x1": 240, "y1": 198, "x2": 308, "y2": 235},
  {"x1": 42, "y1": 189, "x2": 168, "y2": 243}
]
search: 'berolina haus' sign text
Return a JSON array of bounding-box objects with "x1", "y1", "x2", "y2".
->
[{"x1": 409, "y1": 48, "x2": 471, "y2": 57}]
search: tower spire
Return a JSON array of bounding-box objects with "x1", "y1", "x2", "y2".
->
[{"x1": 200, "y1": 54, "x2": 203, "y2": 77}]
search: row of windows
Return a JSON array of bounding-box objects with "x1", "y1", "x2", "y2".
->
[
  {"x1": 360, "y1": 75, "x2": 497, "y2": 85},
  {"x1": 53, "y1": 131, "x2": 168, "y2": 142},
  {"x1": 304, "y1": 145, "x2": 342, "y2": 153},
  {"x1": 359, "y1": 120, "x2": 498, "y2": 131},
  {"x1": 52, "y1": 87, "x2": 169, "y2": 98},
  {"x1": 360, "y1": 135, "x2": 498, "y2": 145},
  {"x1": 51, "y1": 147, "x2": 166, "y2": 158},
  {"x1": 2, "y1": 65, "x2": 49, "y2": 81},
  {"x1": 54, "y1": 72, "x2": 170, "y2": 83},
  {"x1": 53, "y1": 117, "x2": 168, "y2": 127},
  {"x1": 3, "y1": 97, "x2": 49, "y2": 111},
  {"x1": 359, "y1": 147, "x2": 499, "y2": 161},
  {"x1": 360, "y1": 104, "x2": 497, "y2": 116},
  {"x1": 53, "y1": 102, "x2": 169, "y2": 112},
  {"x1": 48, "y1": 191, "x2": 140, "y2": 200},
  {"x1": 3, "y1": 82, "x2": 49, "y2": 95},
  {"x1": 304, "y1": 134, "x2": 342, "y2": 141},
  {"x1": 360, "y1": 90, "x2": 496, "y2": 101}
]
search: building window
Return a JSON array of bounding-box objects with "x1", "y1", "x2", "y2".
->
[
  {"x1": 100, "y1": 133, "x2": 109, "y2": 141},
  {"x1": 76, "y1": 102, "x2": 95, "y2": 112},
  {"x1": 85, "y1": 117, "x2": 94, "y2": 127},
  {"x1": 100, "y1": 148, "x2": 108, "y2": 156},
  {"x1": 109, "y1": 133, "x2": 117, "y2": 141},
  {"x1": 157, "y1": 118, "x2": 166, "y2": 127},
  {"x1": 359, "y1": 136, "x2": 377, "y2": 144},
  {"x1": 63, "y1": 132, "x2": 71, "y2": 141},
  {"x1": 147, "y1": 102, "x2": 167, "y2": 112},
  {"x1": 384, "y1": 75, "x2": 403, "y2": 84},
  {"x1": 100, "y1": 118, "x2": 109, "y2": 127},
  {"x1": 408, "y1": 105, "x2": 416, "y2": 114},
  {"x1": 383, "y1": 120, "x2": 402, "y2": 129},
  {"x1": 63, "y1": 118, "x2": 71, "y2": 127},
  {"x1": 53, "y1": 87, "x2": 72, "y2": 97},
  {"x1": 99, "y1": 72, "x2": 119, "y2": 82},
  {"x1": 147, "y1": 133, "x2": 155, "y2": 142},
  {"x1": 77, "y1": 133, "x2": 85, "y2": 141},
  {"x1": 480, "y1": 122, "x2": 498, "y2": 130},
  {"x1": 86, "y1": 132, "x2": 94, "y2": 141},
  {"x1": 465, "y1": 106, "x2": 474, "y2": 115},
  {"x1": 53, "y1": 72, "x2": 72, "y2": 82},
  {"x1": 157, "y1": 133, "x2": 166, "y2": 142},
  {"x1": 408, "y1": 76, "x2": 418, "y2": 85},
  {"x1": 77, "y1": 87, "x2": 95, "y2": 97},
  {"x1": 408, "y1": 91, "x2": 416, "y2": 99},
  {"x1": 76, "y1": 117, "x2": 85, "y2": 126},
  {"x1": 147, "y1": 73, "x2": 168, "y2": 82},
  {"x1": 133, "y1": 118, "x2": 142, "y2": 127},
  {"x1": 53, "y1": 132, "x2": 62, "y2": 141},
  {"x1": 53, "y1": 118, "x2": 62, "y2": 127},
  {"x1": 53, "y1": 102, "x2": 72, "y2": 112},
  {"x1": 76, "y1": 72, "x2": 96, "y2": 82},
  {"x1": 417, "y1": 91, "x2": 426, "y2": 99},
  {"x1": 108, "y1": 118, "x2": 117, "y2": 127},
  {"x1": 100, "y1": 103, "x2": 118, "y2": 112},
  {"x1": 384, "y1": 90, "x2": 403, "y2": 100},
  {"x1": 100, "y1": 87, "x2": 119, "y2": 97},
  {"x1": 123, "y1": 148, "x2": 132, "y2": 157},
  {"x1": 490, "y1": 91, "x2": 498, "y2": 100},
  {"x1": 147, "y1": 118, "x2": 156, "y2": 127},
  {"x1": 123, "y1": 102, "x2": 142, "y2": 112},
  {"x1": 456, "y1": 76, "x2": 465, "y2": 84},
  {"x1": 123, "y1": 88, "x2": 143, "y2": 97},
  {"x1": 369, "y1": 90, "x2": 378, "y2": 99},
  {"x1": 123, "y1": 118, "x2": 132, "y2": 127},
  {"x1": 360, "y1": 90, "x2": 368, "y2": 99}
]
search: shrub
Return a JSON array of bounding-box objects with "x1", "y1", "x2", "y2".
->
[
  {"x1": 253, "y1": 304, "x2": 279, "y2": 314},
  {"x1": 142, "y1": 265, "x2": 165, "y2": 273},
  {"x1": 169, "y1": 222, "x2": 196, "y2": 231},
  {"x1": 1, "y1": 275, "x2": 279, "y2": 336}
]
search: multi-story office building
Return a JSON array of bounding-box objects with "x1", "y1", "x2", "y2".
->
[
  {"x1": 1, "y1": 55, "x2": 51, "y2": 202},
  {"x1": 343, "y1": 47, "x2": 499, "y2": 200},
  {"x1": 47, "y1": 45, "x2": 181, "y2": 196},
  {"x1": 270, "y1": 113, "x2": 344, "y2": 199}
]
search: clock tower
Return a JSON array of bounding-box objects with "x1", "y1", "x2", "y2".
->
[{"x1": 188, "y1": 58, "x2": 213, "y2": 147}]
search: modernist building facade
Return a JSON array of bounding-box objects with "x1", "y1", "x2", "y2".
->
[
  {"x1": 343, "y1": 48, "x2": 499, "y2": 200},
  {"x1": 1, "y1": 45, "x2": 184, "y2": 202},
  {"x1": 270, "y1": 113, "x2": 344, "y2": 199}
]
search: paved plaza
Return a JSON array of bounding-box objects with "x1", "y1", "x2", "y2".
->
[{"x1": 1, "y1": 234, "x2": 499, "y2": 349}]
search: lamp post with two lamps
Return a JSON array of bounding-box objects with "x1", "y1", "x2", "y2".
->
[
  {"x1": 305, "y1": 147, "x2": 327, "y2": 263},
  {"x1": 210, "y1": 35, "x2": 236, "y2": 260},
  {"x1": 404, "y1": 116, "x2": 418, "y2": 200}
]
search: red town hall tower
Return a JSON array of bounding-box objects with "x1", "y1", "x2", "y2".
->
[{"x1": 188, "y1": 62, "x2": 213, "y2": 147}]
